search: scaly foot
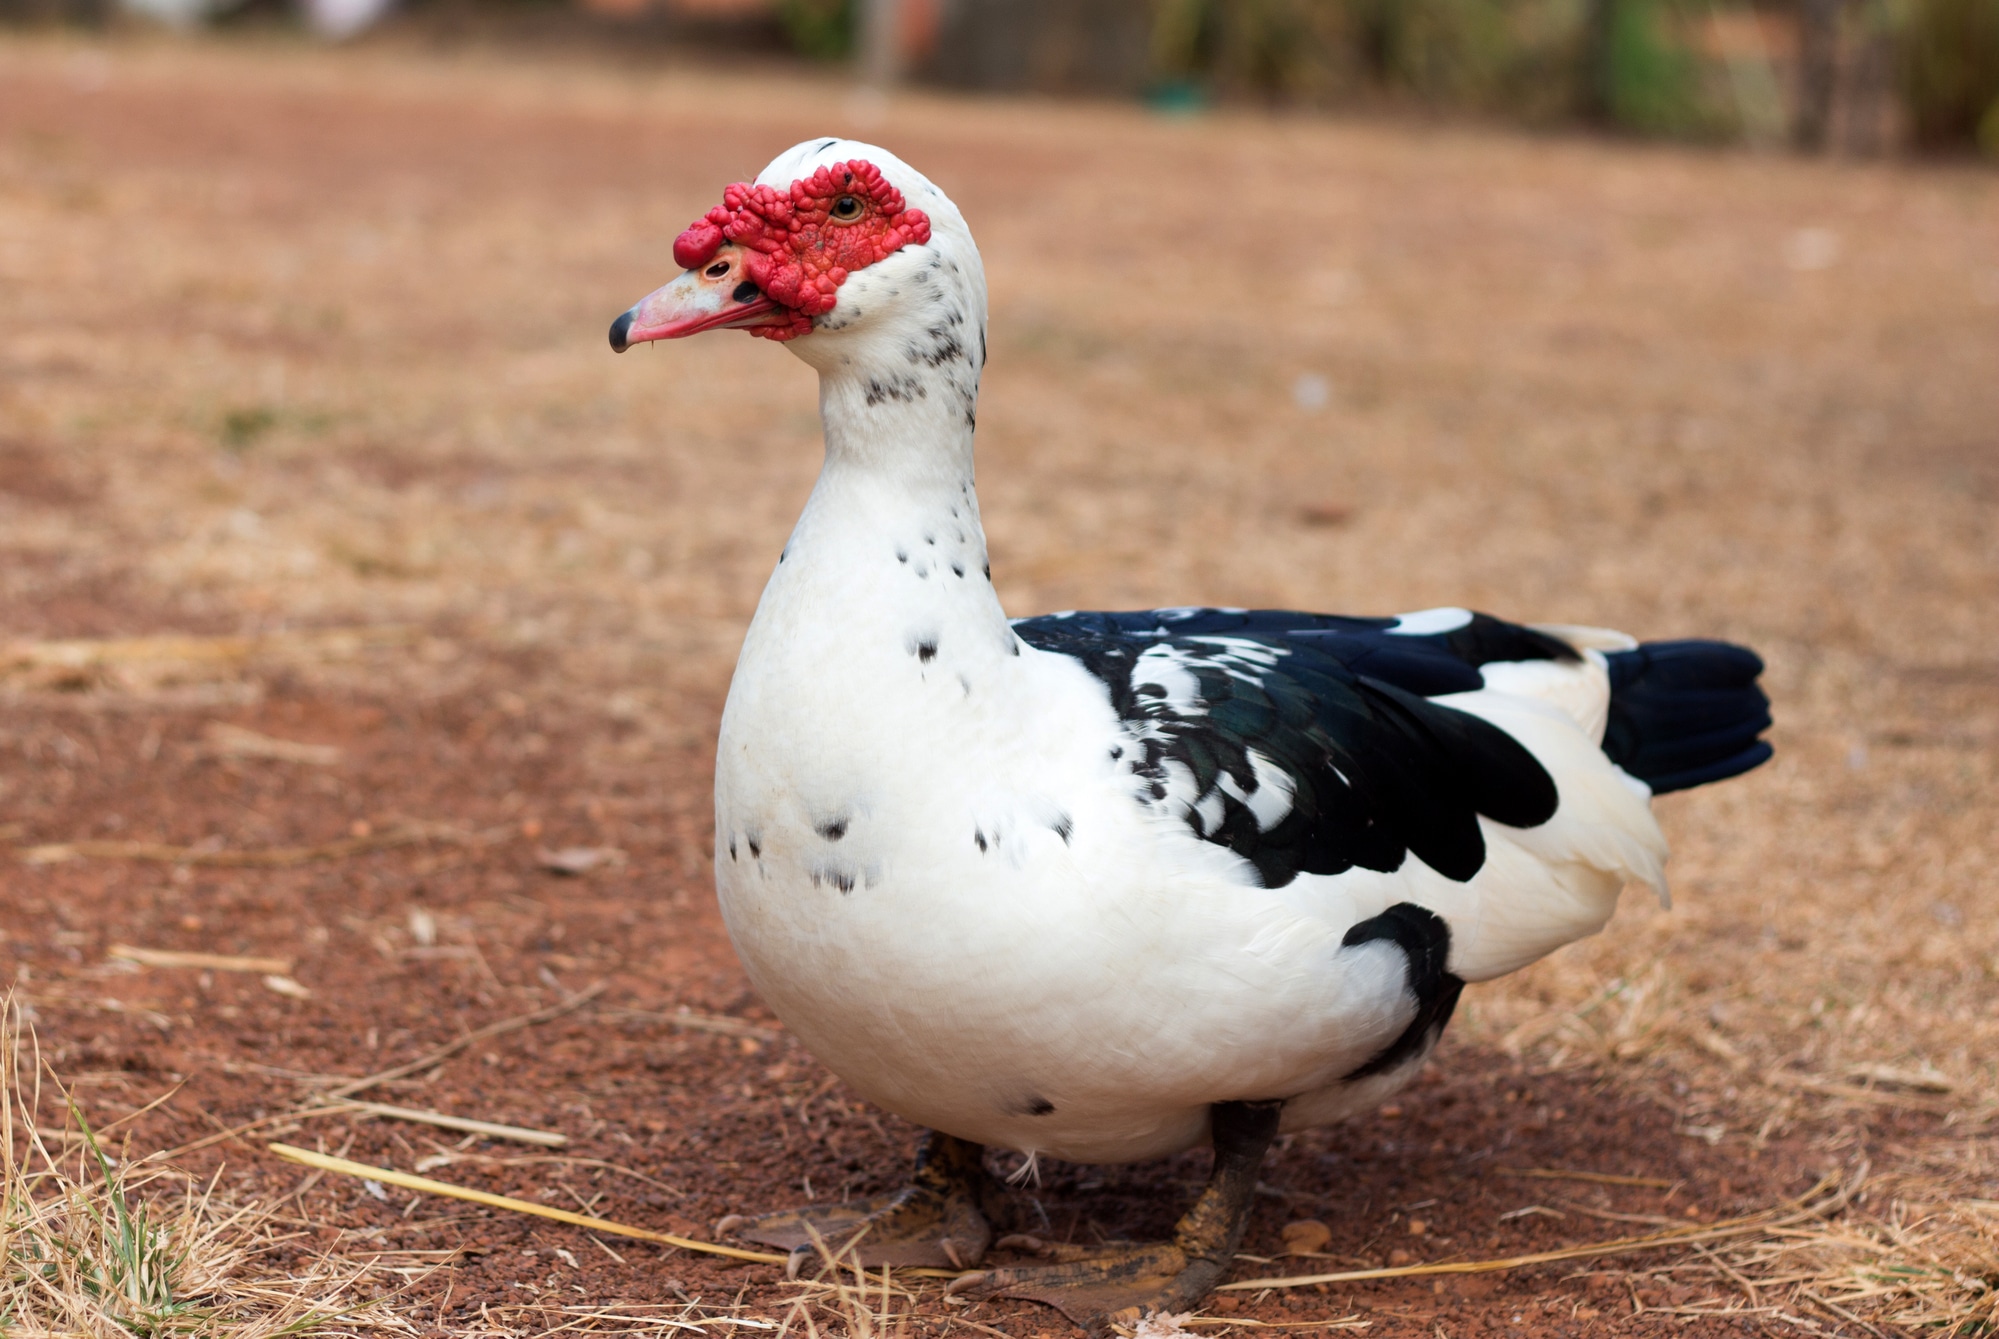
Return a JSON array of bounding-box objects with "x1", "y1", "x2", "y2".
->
[
  {"x1": 717, "y1": 1130, "x2": 994, "y2": 1274},
  {"x1": 948, "y1": 1100, "x2": 1283, "y2": 1330}
]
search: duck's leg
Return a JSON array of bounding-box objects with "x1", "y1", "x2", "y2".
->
[
  {"x1": 717, "y1": 1130, "x2": 996, "y2": 1274},
  {"x1": 950, "y1": 1099, "x2": 1282, "y2": 1331}
]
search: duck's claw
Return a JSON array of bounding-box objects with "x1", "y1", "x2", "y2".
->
[
  {"x1": 716, "y1": 1131, "x2": 994, "y2": 1271},
  {"x1": 953, "y1": 1100, "x2": 1284, "y2": 1334},
  {"x1": 948, "y1": 1242, "x2": 1216, "y2": 1328}
]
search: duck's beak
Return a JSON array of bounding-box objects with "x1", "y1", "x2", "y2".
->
[{"x1": 609, "y1": 247, "x2": 789, "y2": 351}]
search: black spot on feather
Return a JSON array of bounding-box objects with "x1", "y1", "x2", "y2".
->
[
  {"x1": 865, "y1": 374, "x2": 925, "y2": 406},
  {"x1": 919, "y1": 327, "x2": 964, "y2": 367},
  {"x1": 1340, "y1": 903, "x2": 1463, "y2": 1080},
  {"x1": 816, "y1": 818, "x2": 848, "y2": 842},
  {"x1": 811, "y1": 868, "x2": 856, "y2": 895}
]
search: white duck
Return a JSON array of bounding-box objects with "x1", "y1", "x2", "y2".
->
[{"x1": 610, "y1": 139, "x2": 1771, "y2": 1327}]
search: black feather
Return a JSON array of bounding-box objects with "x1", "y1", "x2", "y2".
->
[
  {"x1": 1602, "y1": 640, "x2": 1773, "y2": 793},
  {"x1": 1012, "y1": 608, "x2": 1567, "y2": 887},
  {"x1": 1340, "y1": 902, "x2": 1464, "y2": 1080}
]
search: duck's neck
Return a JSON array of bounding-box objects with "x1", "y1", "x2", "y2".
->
[
  {"x1": 817, "y1": 355, "x2": 980, "y2": 506},
  {"x1": 763, "y1": 339, "x2": 1015, "y2": 661}
]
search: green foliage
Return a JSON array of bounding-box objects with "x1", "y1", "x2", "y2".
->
[
  {"x1": 1189, "y1": 0, "x2": 1999, "y2": 150},
  {"x1": 1899, "y1": 0, "x2": 1999, "y2": 147},
  {"x1": 779, "y1": 0, "x2": 851, "y2": 59},
  {"x1": 1597, "y1": 0, "x2": 1712, "y2": 134},
  {"x1": 1148, "y1": 0, "x2": 1721, "y2": 132},
  {"x1": 1362, "y1": 0, "x2": 1523, "y2": 106}
]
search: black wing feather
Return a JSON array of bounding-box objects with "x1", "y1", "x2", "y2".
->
[
  {"x1": 1602, "y1": 640, "x2": 1773, "y2": 793},
  {"x1": 1014, "y1": 608, "x2": 1566, "y2": 888}
]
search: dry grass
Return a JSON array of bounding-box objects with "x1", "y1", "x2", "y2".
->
[
  {"x1": 268, "y1": 1136, "x2": 1999, "y2": 1334},
  {"x1": 1731, "y1": 1177, "x2": 1999, "y2": 1333},
  {"x1": 1, "y1": 976, "x2": 1989, "y2": 1332},
  {"x1": 0, "y1": 999, "x2": 402, "y2": 1338}
]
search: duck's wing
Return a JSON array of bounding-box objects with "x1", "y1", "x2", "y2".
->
[{"x1": 1010, "y1": 605, "x2": 1634, "y2": 893}]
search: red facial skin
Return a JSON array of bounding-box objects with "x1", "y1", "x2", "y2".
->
[{"x1": 671, "y1": 160, "x2": 932, "y2": 342}]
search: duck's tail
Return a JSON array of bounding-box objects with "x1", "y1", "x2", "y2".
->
[{"x1": 1600, "y1": 640, "x2": 1773, "y2": 794}]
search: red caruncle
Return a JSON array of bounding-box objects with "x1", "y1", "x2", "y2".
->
[{"x1": 672, "y1": 160, "x2": 932, "y2": 342}]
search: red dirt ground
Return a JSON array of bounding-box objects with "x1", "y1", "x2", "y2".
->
[{"x1": 1, "y1": 31, "x2": 1994, "y2": 1339}]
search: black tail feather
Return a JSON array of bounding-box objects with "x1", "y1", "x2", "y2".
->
[{"x1": 1602, "y1": 640, "x2": 1773, "y2": 794}]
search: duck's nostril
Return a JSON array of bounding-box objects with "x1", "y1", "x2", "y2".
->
[{"x1": 733, "y1": 281, "x2": 762, "y2": 304}]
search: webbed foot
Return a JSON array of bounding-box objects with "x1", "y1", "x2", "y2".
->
[
  {"x1": 717, "y1": 1130, "x2": 994, "y2": 1273},
  {"x1": 948, "y1": 1100, "x2": 1282, "y2": 1331}
]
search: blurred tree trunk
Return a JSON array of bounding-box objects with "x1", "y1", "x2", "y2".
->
[
  {"x1": 1581, "y1": 0, "x2": 1617, "y2": 123},
  {"x1": 1795, "y1": 0, "x2": 1843, "y2": 148},
  {"x1": 859, "y1": 0, "x2": 902, "y2": 83},
  {"x1": 926, "y1": 0, "x2": 1152, "y2": 94}
]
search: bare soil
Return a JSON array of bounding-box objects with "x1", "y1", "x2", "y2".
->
[{"x1": 1, "y1": 32, "x2": 1994, "y2": 1337}]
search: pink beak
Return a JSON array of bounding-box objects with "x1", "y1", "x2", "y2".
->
[{"x1": 609, "y1": 251, "x2": 788, "y2": 351}]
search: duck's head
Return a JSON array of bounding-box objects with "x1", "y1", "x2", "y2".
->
[{"x1": 610, "y1": 139, "x2": 982, "y2": 378}]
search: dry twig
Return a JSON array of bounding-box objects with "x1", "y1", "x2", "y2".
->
[
  {"x1": 19, "y1": 821, "x2": 507, "y2": 868},
  {"x1": 1215, "y1": 1172, "x2": 1854, "y2": 1291},
  {"x1": 1496, "y1": 1167, "x2": 1676, "y2": 1189},
  {"x1": 341, "y1": 1100, "x2": 567, "y2": 1147},
  {"x1": 266, "y1": 1144, "x2": 788, "y2": 1266},
  {"x1": 110, "y1": 945, "x2": 294, "y2": 975}
]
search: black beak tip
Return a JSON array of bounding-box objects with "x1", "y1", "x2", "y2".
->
[{"x1": 609, "y1": 310, "x2": 634, "y2": 354}]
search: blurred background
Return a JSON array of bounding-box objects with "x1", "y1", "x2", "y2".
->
[{"x1": 6, "y1": 0, "x2": 1999, "y2": 153}]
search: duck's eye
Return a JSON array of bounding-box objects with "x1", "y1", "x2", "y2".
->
[
  {"x1": 829, "y1": 195, "x2": 864, "y2": 223},
  {"x1": 704, "y1": 259, "x2": 730, "y2": 278}
]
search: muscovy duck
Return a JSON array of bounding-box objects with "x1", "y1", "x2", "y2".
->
[{"x1": 609, "y1": 140, "x2": 1772, "y2": 1328}]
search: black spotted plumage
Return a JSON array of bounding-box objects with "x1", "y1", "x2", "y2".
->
[
  {"x1": 1012, "y1": 608, "x2": 1568, "y2": 888},
  {"x1": 1339, "y1": 903, "x2": 1464, "y2": 1080}
]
